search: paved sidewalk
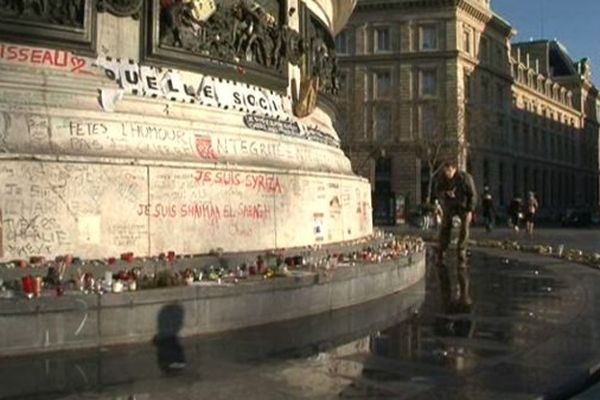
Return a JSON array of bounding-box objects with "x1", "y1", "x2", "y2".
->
[
  {"x1": 2, "y1": 248, "x2": 600, "y2": 399},
  {"x1": 387, "y1": 225, "x2": 600, "y2": 253}
]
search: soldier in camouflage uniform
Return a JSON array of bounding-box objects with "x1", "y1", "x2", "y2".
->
[{"x1": 434, "y1": 161, "x2": 478, "y2": 308}]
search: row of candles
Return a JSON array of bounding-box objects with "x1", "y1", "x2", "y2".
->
[
  {"x1": 474, "y1": 239, "x2": 600, "y2": 267},
  {"x1": 4, "y1": 235, "x2": 425, "y2": 299}
]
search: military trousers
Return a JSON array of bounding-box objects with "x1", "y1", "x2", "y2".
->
[{"x1": 437, "y1": 208, "x2": 471, "y2": 266}]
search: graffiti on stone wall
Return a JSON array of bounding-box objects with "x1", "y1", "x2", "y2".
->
[
  {"x1": 108, "y1": 223, "x2": 148, "y2": 247},
  {"x1": 212, "y1": 135, "x2": 347, "y2": 171},
  {"x1": 313, "y1": 212, "x2": 325, "y2": 242},
  {"x1": 0, "y1": 162, "x2": 148, "y2": 258},
  {"x1": 0, "y1": 43, "x2": 92, "y2": 73},
  {"x1": 38, "y1": 116, "x2": 199, "y2": 158},
  {"x1": 194, "y1": 169, "x2": 284, "y2": 195},
  {"x1": 136, "y1": 202, "x2": 271, "y2": 225},
  {"x1": 3, "y1": 214, "x2": 70, "y2": 257}
]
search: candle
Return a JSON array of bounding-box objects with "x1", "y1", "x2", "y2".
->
[{"x1": 21, "y1": 276, "x2": 34, "y2": 298}]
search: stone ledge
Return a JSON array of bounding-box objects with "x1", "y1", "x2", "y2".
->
[{"x1": 0, "y1": 251, "x2": 425, "y2": 356}]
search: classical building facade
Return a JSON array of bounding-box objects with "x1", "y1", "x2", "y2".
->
[
  {"x1": 0, "y1": 0, "x2": 373, "y2": 261},
  {"x1": 337, "y1": 0, "x2": 600, "y2": 221}
]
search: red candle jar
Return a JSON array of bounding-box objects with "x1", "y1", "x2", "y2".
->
[
  {"x1": 21, "y1": 276, "x2": 34, "y2": 297},
  {"x1": 120, "y1": 252, "x2": 134, "y2": 263},
  {"x1": 126, "y1": 253, "x2": 134, "y2": 263},
  {"x1": 167, "y1": 251, "x2": 176, "y2": 263}
]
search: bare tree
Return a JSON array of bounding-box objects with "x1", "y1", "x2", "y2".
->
[
  {"x1": 413, "y1": 91, "x2": 471, "y2": 203},
  {"x1": 351, "y1": 139, "x2": 389, "y2": 177}
]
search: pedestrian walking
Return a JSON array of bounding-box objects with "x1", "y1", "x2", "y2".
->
[
  {"x1": 508, "y1": 195, "x2": 523, "y2": 232},
  {"x1": 481, "y1": 186, "x2": 495, "y2": 232},
  {"x1": 525, "y1": 191, "x2": 539, "y2": 237},
  {"x1": 434, "y1": 161, "x2": 478, "y2": 309},
  {"x1": 432, "y1": 199, "x2": 443, "y2": 229},
  {"x1": 421, "y1": 201, "x2": 432, "y2": 230}
]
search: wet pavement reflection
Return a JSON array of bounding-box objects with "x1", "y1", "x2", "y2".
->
[{"x1": 2, "y1": 251, "x2": 600, "y2": 400}]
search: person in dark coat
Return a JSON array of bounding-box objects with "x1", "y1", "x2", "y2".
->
[
  {"x1": 481, "y1": 186, "x2": 495, "y2": 232},
  {"x1": 508, "y1": 196, "x2": 523, "y2": 232},
  {"x1": 434, "y1": 161, "x2": 478, "y2": 308}
]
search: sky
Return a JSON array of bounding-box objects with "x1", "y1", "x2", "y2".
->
[{"x1": 492, "y1": 0, "x2": 600, "y2": 85}]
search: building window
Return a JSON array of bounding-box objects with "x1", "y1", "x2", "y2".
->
[
  {"x1": 495, "y1": 44, "x2": 503, "y2": 67},
  {"x1": 496, "y1": 83, "x2": 504, "y2": 109},
  {"x1": 421, "y1": 104, "x2": 438, "y2": 138},
  {"x1": 421, "y1": 69, "x2": 437, "y2": 97},
  {"x1": 373, "y1": 104, "x2": 392, "y2": 140},
  {"x1": 375, "y1": 27, "x2": 390, "y2": 52},
  {"x1": 497, "y1": 113, "x2": 505, "y2": 129},
  {"x1": 542, "y1": 170, "x2": 548, "y2": 204},
  {"x1": 463, "y1": 29, "x2": 471, "y2": 54},
  {"x1": 483, "y1": 159, "x2": 490, "y2": 185},
  {"x1": 465, "y1": 107, "x2": 472, "y2": 141},
  {"x1": 481, "y1": 77, "x2": 489, "y2": 102},
  {"x1": 512, "y1": 164, "x2": 518, "y2": 196},
  {"x1": 512, "y1": 120, "x2": 519, "y2": 150},
  {"x1": 374, "y1": 71, "x2": 391, "y2": 99},
  {"x1": 338, "y1": 70, "x2": 348, "y2": 96},
  {"x1": 464, "y1": 72, "x2": 472, "y2": 102},
  {"x1": 498, "y1": 162, "x2": 505, "y2": 205},
  {"x1": 335, "y1": 30, "x2": 349, "y2": 54},
  {"x1": 480, "y1": 36, "x2": 489, "y2": 61},
  {"x1": 421, "y1": 25, "x2": 438, "y2": 50},
  {"x1": 523, "y1": 123, "x2": 530, "y2": 152},
  {"x1": 532, "y1": 128, "x2": 539, "y2": 154}
]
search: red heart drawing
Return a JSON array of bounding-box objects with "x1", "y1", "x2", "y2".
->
[{"x1": 70, "y1": 56, "x2": 86, "y2": 72}]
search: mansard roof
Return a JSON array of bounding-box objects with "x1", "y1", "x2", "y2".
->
[{"x1": 512, "y1": 40, "x2": 580, "y2": 78}]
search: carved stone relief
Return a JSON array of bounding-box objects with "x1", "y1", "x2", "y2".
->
[
  {"x1": 0, "y1": 0, "x2": 95, "y2": 54},
  {"x1": 97, "y1": 0, "x2": 143, "y2": 19},
  {"x1": 0, "y1": 0, "x2": 85, "y2": 27},
  {"x1": 160, "y1": 0, "x2": 301, "y2": 72},
  {"x1": 292, "y1": 5, "x2": 339, "y2": 117},
  {"x1": 305, "y1": 12, "x2": 339, "y2": 97},
  {"x1": 144, "y1": 0, "x2": 300, "y2": 89}
]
